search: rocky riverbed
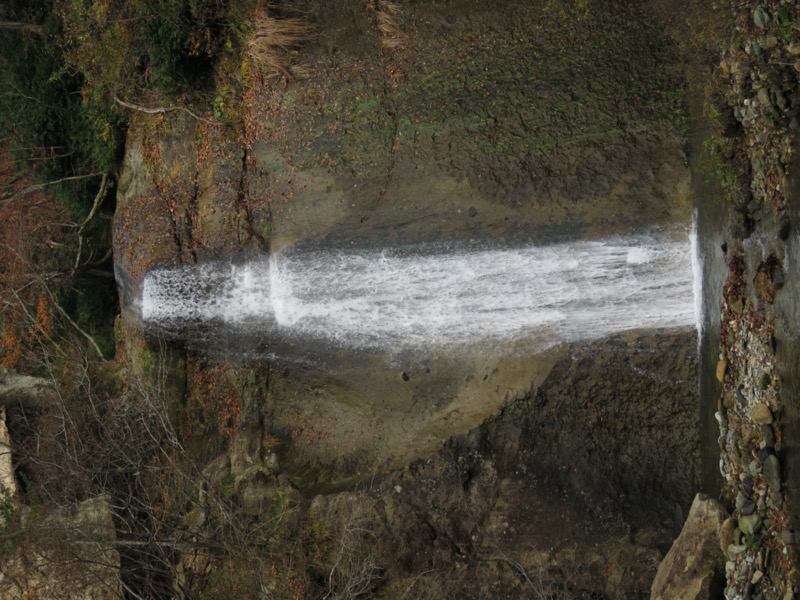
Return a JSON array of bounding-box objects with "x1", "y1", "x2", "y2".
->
[{"x1": 694, "y1": 0, "x2": 800, "y2": 597}]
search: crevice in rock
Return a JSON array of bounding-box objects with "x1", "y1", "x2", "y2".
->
[
  {"x1": 185, "y1": 177, "x2": 199, "y2": 265},
  {"x1": 237, "y1": 146, "x2": 269, "y2": 252},
  {"x1": 165, "y1": 202, "x2": 184, "y2": 266}
]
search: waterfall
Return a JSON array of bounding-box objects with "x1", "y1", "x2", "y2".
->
[
  {"x1": 690, "y1": 209, "x2": 704, "y2": 345},
  {"x1": 142, "y1": 227, "x2": 696, "y2": 354}
]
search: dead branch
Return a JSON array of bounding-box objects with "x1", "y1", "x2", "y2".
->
[
  {"x1": 113, "y1": 96, "x2": 218, "y2": 126},
  {"x1": 72, "y1": 174, "x2": 108, "y2": 274},
  {"x1": 0, "y1": 22, "x2": 43, "y2": 35},
  {"x1": 1, "y1": 172, "x2": 104, "y2": 205},
  {"x1": 42, "y1": 285, "x2": 107, "y2": 360}
]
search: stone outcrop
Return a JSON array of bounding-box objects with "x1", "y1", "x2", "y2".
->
[
  {"x1": 650, "y1": 494, "x2": 728, "y2": 600},
  {"x1": 0, "y1": 406, "x2": 17, "y2": 525},
  {"x1": 0, "y1": 497, "x2": 121, "y2": 599},
  {"x1": 0, "y1": 368, "x2": 53, "y2": 410}
]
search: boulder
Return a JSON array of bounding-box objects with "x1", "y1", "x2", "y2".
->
[
  {"x1": 0, "y1": 406, "x2": 18, "y2": 525},
  {"x1": 651, "y1": 494, "x2": 728, "y2": 600},
  {"x1": 0, "y1": 368, "x2": 54, "y2": 410}
]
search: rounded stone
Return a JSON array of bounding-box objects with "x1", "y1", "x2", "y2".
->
[
  {"x1": 720, "y1": 516, "x2": 738, "y2": 555},
  {"x1": 754, "y1": 7, "x2": 770, "y2": 29},
  {"x1": 737, "y1": 492, "x2": 757, "y2": 516},
  {"x1": 738, "y1": 514, "x2": 761, "y2": 536},
  {"x1": 763, "y1": 454, "x2": 781, "y2": 492},
  {"x1": 781, "y1": 529, "x2": 795, "y2": 545},
  {"x1": 752, "y1": 404, "x2": 773, "y2": 425},
  {"x1": 716, "y1": 359, "x2": 728, "y2": 383}
]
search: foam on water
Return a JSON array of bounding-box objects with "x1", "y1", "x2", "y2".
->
[{"x1": 141, "y1": 228, "x2": 697, "y2": 352}]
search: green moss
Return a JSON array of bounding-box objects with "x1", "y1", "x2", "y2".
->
[
  {"x1": 273, "y1": 2, "x2": 685, "y2": 178},
  {"x1": 219, "y1": 473, "x2": 236, "y2": 498}
]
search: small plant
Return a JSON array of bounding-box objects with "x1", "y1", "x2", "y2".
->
[
  {"x1": 219, "y1": 473, "x2": 236, "y2": 498},
  {"x1": 743, "y1": 532, "x2": 763, "y2": 552},
  {"x1": 212, "y1": 96, "x2": 226, "y2": 119}
]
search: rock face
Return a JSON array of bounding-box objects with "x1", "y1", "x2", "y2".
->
[
  {"x1": 115, "y1": 0, "x2": 690, "y2": 275},
  {"x1": 110, "y1": 0, "x2": 702, "y2": 595},
  {"x1": 114, "y1": 0, "x2": 693, "y2": 486},
  {"x1": 650, "y1": 494, "x2": 728, "y2": 600},
  {"x1": 181, "y1": 329, "x2": 701, "y2": 599},
  {"x1": 0, "y1": 406, "x2": 17, "y2": 525},
  {"x1": 0, "y1": 496, "x2": 121, "y2": 599},
  {"x1": 0, "y1": 368, "x2": 53, "y2": 410}
]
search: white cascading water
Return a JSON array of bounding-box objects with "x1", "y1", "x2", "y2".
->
[
  {"x1": 690, "y1": 208, "x2": 704, "y2": 345},
  {"x1": 141, "y1": 225, "x2": 698, "y2": 355}
]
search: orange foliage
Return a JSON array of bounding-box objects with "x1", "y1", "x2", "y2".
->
[
  {"x1": 29, "y1": 295, "x2": 53, "y2": 344},
  {"x1": 0, "y1": 149, "x2": 66, "y2": 370},
  {"x1": 184, "y1": 360, "x2": 241, "y2": 442},
  {"x1": 1, "y1": 317, "x2": 22, "y2": 369}
]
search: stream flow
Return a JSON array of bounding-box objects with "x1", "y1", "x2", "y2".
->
[{"x1": 142, "y1": 226, "x2": 698, "y2": 354}]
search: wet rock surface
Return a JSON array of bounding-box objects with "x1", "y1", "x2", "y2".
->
[{"x1": 301, "y1": 329, "x2": 700, "y2": 599}]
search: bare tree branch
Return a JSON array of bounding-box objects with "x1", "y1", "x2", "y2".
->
[
  {"x1": 72, "y1": 174, "x2": 108, "y2": 274},
  {"x1": 114, "y1": 96, "x2": 218, "y2": 126},
  {"x1": 0, "y1": 22, "x2": 43, "y2": 35},
  {"x1": 42, "y1": 285, "x2": 106, "y2": 360},
  {"x1": 1, "y1": 172, "x2": 104, "y2": 205}
]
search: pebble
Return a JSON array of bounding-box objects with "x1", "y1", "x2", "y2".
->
[
  {"x1": 756, "y1": 446, "x2": 773, "y2": 464},
  {"x1": 763, "y1": 454, "x2": 781, "y2": 492},
  {"x1": 736, "y1": 387, "x2": 747, "y2": 407},
  {"x1": 752, "y1": 404, "x2": 773, "y2": 425},
  {"x1": 720, "y1": 517, "x2": 738, "y2": 554},
  {"x1": 758, "y1": 87, "x2": 772, "y2": 108},
  {"x1": 739, "y1": 513, "x2": 762, "y2": 536},
  {"x1": 725, "y1": 429, "x2": 742, "y2": 448},
  {"x1": 717, "y1": 359, "x2": 728, "y2": 382},
  {"x1": 754, "y1": 7, "x2": 770, "y2": 29},
  {"x1": 737, "y1": 491, "x2": 757, "y2": 516},
  {"x1": 728, "y1": 543, "x2": 748, "y2": 558}
]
